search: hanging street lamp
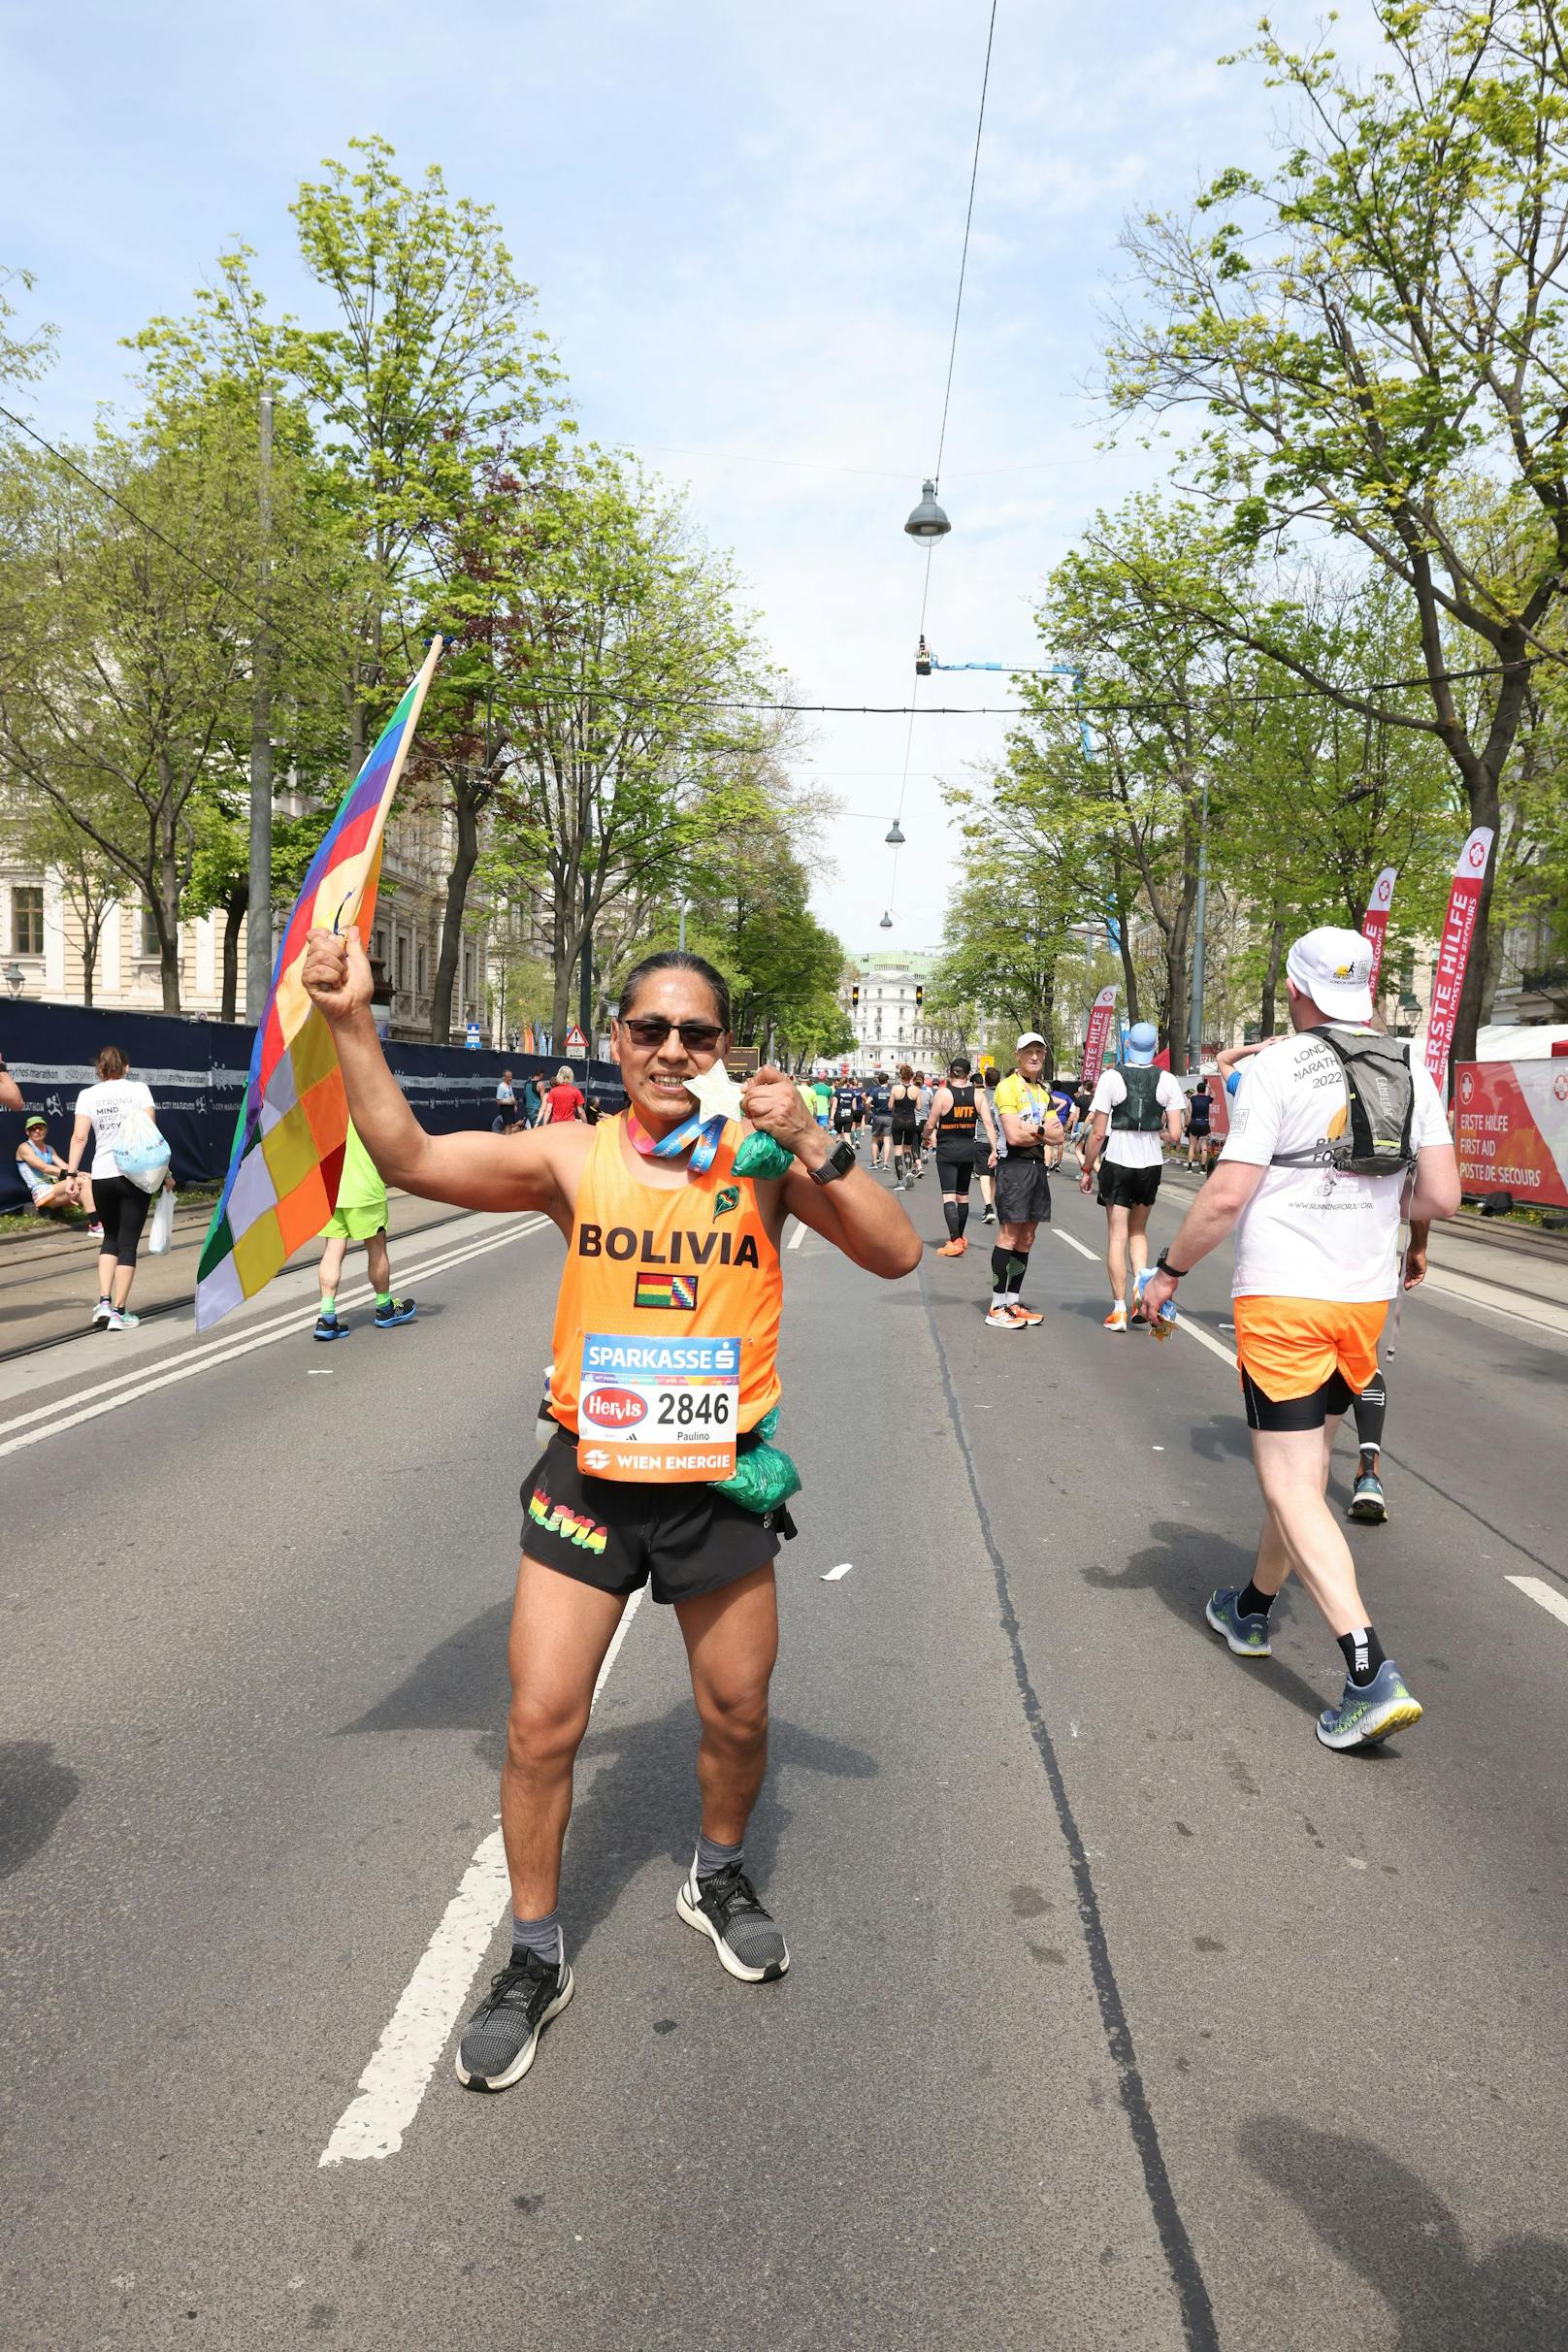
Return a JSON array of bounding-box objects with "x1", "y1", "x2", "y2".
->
[
  {"x1": 885, "y1": 820, "x2": 906, "y2": 845},
  {"x1": 903, "y1": 479, "x2": 950, "y2": 547}
]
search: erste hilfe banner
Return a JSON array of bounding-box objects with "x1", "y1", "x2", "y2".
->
[
  {"x1": 1361, "y1": 866, "x2": 1398, "y2": 994},
  {"x1": 1454, "y1": 1059, "x2": 1568, "y2": 1211},
  {"x1": 1423, "y1": 827, "x2": 1494, "y2": 1089},
  {"x1": 1079, "y1": 985, "x2": 1118, "y2": 1091}
]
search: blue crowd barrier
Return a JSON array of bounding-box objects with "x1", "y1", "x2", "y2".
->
[{"x1": 0, "y1": 999, "x2": 622, "y2": 1215}]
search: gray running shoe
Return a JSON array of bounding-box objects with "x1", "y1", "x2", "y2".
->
[
  {"x1": 1205, "y1": 1587, "x2": 1273, "y2": 1657},
  {"x1": 455, "y1": 1948, "x2": 573, "y2": 2091},
  {"x1": 1316, "y1": 1660, "x2": 1422, "y2": 1752},
  {"x1": 677, "y1": 1855, "x2": 789, "y2": 1982},
  {"x1": 1348, "y1": 1471, "x2": 1388, "y2": 1523}
]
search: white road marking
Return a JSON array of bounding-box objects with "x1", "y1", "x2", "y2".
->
[
  {"x1": 787, "y1": 1219, "x2": 807, "y2": 1251},
  {"x1": 1507, "y1": 1576, "x2": 1568, "y2": 1629},
  {"x1": 320, "y1": 1585, "x2": 646, "y2": 2167},
  {"x1": 1051, "y1": 1227, "x2": 1240, "y2": 1369},
  {"x1": 822, "y1": 1561, "x2": 853, "y2": 1582},
  {"x1": 0, "y1": 1220, "x2": 551, "y2": 1459}
]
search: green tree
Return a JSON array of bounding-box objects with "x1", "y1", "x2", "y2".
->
[
  {"x1": 1106, "y1": 0, "x2": 1568, "y2": 1063},
  {"x1": 0, "y1": 383, "x2": 345, "y2": 1012},
  {"x1": 486, "y1": 448, "x2": 777, "y2": 1038}
]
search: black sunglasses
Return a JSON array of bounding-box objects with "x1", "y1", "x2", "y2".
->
[{"x1": 621, "y1": 1016, "x2": 725, "y2": 1052}]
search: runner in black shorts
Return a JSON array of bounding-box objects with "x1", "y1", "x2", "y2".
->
[
  {"x1": 924, "y1": 1056, "x2": 999, "y2": 1258},
  {"x1": 987, "y1": 1032, "x2": 1062, "y2": 1328},
  {"x1": 303, "y1": 932, "x2": 921, "y2": 2091},
  {"x1": 889, "y1": 1063, "x2": 921, "y2": 1189}
]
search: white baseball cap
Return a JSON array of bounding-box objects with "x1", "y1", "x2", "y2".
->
[
  {"x1": 1285, "y1": 926, "x2": 1375, "y2": 1022},
  {"x1": 1015, "y1": 1031, "x2": 1047, "y2": 1051}
]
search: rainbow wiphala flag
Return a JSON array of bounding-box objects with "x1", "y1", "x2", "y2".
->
[{"x1": 194, "y1": 642, "x2": 441, "y2": 1331}]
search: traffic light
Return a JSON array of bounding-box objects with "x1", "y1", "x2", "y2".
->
[
  {"x1": 851, "y1": 984, "x2": 861, "y2": 1008},
  {"x1": 915, "y1": 984, "x2": 924, "y2": 1007}
]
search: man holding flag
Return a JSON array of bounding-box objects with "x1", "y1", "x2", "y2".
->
[{"x1": 302, "y1": 930, "x2": 920, "y2": 2093}]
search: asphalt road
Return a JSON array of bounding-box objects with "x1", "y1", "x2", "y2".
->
[{"x1": 3, "y1": 1153, "x2": 1566, "y2": 2351}]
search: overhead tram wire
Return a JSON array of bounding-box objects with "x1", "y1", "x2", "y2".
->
[
  {"x1": 4, "y1": 400, "x2": 1539, "y2": 733},
  {"x1": 886, "y1": 0, "x2": 1001, "y2": 926}
]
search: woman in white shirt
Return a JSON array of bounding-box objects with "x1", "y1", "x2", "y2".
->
[{"x1": 64, "y1": 1045, "x2": 173, "y2": 1330}]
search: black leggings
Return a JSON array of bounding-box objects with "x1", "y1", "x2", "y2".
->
[{"x1": 94, "y1": 1175, "x2": 152, "y2": 1268}]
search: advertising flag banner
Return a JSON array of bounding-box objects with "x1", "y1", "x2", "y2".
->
[
  {"x1": 1423, "y1": 828, "x2": 1493, "y2": 1091},
  {"x1": 1454, "y1": 1059, "x2": 1568, "y2": 1210},
  {"x1": 1079, "y1": 985, "x2": 1118, "y2": 1091},
  {"x1": 1362, "y1": 866, "x2": 1399, "y2": 994},
  {"x1": 194, "y1": 639, "x2": 442, "y2": 1329}
]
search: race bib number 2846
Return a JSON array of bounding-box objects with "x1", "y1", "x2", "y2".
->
[{"x1": 577, "y1": 1332, "x2": 740, "y2": 1483}]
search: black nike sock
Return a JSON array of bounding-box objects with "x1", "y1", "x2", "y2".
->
[
  {"x1": 1237, "y1": 1580, "x2": 1275, "y2": 1618},
  {"x1": 942, "y1": 1199, "x2": 964, "y2": 1239},
  {"x1": 991, "y1": 1246, "x2": 1011, "y2": 1294},
  {"x1": 1336, "y1": 1624, "x2": 1388, "y2": 1687}
]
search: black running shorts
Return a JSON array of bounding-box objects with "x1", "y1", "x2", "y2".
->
[
  {"x1": 933, "y1": 1149, "x2": 973, "y2": 1194},
  {"x1": 891, "y1": 1120, "x2": 918, "y2": 1147},
  {"x1": 1097, "y1": 1160, "x2": 1161, "y2": 1211},
  {"x1": 521, "y1": 1431, "x2": 782, "y2": 1605},
  {"x1": 1240, "y1": 1364, "x2": 1356, "y2": 1433},
  {"x1": 996, "y1": 1155, "x2": 1052, "y2": 1225}
]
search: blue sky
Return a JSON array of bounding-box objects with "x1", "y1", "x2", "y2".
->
[{"x1": 0, "y1": 0, "x2": 1374, "y2": 956}]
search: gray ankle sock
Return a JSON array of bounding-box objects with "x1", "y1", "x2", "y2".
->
[
  {"x1": 696, "y1": 1831, "x2": 742, "y2": 1880},
  {"x1": 511, "y1": 1909, "x2": 562, "y2": 1969}
]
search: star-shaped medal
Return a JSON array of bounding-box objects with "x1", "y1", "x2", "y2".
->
[{"x1": 683, "y1": 1062, "x2": 748, "y2": 1124}]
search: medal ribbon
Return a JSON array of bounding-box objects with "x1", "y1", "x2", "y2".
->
[{"x1": 625, "y1": 1107, "x2": 726, "y2": 1174}]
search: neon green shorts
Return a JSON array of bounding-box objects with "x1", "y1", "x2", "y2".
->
[{"x1": 319, "y1": 1198, "x2": 387, "y2": 1243}]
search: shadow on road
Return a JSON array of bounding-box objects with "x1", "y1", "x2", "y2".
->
[
  {"x1": 340, "y1": 1607, "x2": 877, "y2": 1953},
  {"x1": 1242, "y1": 2114, "x2": 1568, "y2": 2349},
  {"x1": 1082, "y1": 1520, "x2": 1330, "y2": 1726},
  {"x1": 0, "y1": 1740, "x2": 81, "y2": 1877}
]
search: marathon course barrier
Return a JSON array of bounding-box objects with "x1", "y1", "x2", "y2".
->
[{"x1": 0, "y1": 999, "x2": 622, "y2": 1215}]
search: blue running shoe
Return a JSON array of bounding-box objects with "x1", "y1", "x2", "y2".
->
[
  {"x1": 313, "y1": 1311, "x2": 348, "y2": 1342},
  {"x1": 1348, "y1": 1471, "x2": 1388, "y2": 1523},
  {"x1": 1316, "y1": 1659, "x2": 1422, "y2": 1751},
  {"x1": 1204, "y1": 1587, "x2": 1272, "y2": 1657},
  {"x1": 374, "y1": 1296, "x2": 416, "y2": 1328}
]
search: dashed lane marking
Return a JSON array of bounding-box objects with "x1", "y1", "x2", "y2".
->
[
  {"x1": 787, "y1": 1218, "x2": 808, "y2": 1251},
  {"x1": 0, "y1": 1219, "x2": 551, "y2": 1459},
  {"x1": 1051, "y1": 1227, "x2": 1239, "y2": 1370},
  {"x1": 1507, "y1": 1576, "x2": 1568, "y2": 1629},
  {"x1": 319, "y1": 1585, "x2": 646, "y2": 2166},
  {"x1": 822, "y1": 1561, "x2": 853, "y2": 1582}
]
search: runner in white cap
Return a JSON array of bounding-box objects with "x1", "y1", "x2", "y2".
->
[
  {"x1": 1135, "y1": 926, "x2": 1460, "y2": 1752},
  {"x1": 1077, "y1": 1022, "x2": 1186, "y2": 1331}
]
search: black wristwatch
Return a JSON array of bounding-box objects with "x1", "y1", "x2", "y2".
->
[
  {"x1": 1156, "y1": 1248, "x2": 1189, "y2": 1280},
  {"x1": 808, "y1": 1137, "x2": 857, "y2": 1187}
]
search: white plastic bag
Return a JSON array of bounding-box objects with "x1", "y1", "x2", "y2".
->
[
  {"x1": 115, "y1": 1107, "x2": 172, "y2": 1193},
  {"x1": 147, "y1": 1187, "x2": 175, "y2": 1256}
]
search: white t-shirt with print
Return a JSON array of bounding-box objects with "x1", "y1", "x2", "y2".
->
[
  {"x1": 74, "y1": 1078, "x2": 154, "y2": 1179},
  {"x1": 1089, "y1": 1067, "x2": 1187, "y2": 1167},
  {"x1": 1221, "y1": 1029, "x2": 1450, "y2": 1302}
]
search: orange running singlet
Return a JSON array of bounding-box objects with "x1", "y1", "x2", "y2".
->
[{"x1": 549, "y1": 1117, "x2": 784, "y2": 1482}]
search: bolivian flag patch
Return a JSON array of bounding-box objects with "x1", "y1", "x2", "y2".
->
[{"x1": 634, "y1": 1272, "x2": 699, "y2": 1311}]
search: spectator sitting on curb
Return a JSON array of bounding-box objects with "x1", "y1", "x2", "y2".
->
[{"x1": 16, "y1": 1113, "x2": 103, "y2": 1233}]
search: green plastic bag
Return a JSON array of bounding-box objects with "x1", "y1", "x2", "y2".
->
[
  {"x1": 709, "y1": 1403, "x2": 801, "y2": 1517},
  {"x1": 732, "y1": 1129, "x2": 794, "y2": 1181}
]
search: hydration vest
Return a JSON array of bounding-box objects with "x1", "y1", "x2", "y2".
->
[
  {"x1": 1111, "y1": 1066, "x2": 1164, "y2": 1132},
  {"x1": 1271, "y1": 1030, "x2": 1417, "y2": 1179}
]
